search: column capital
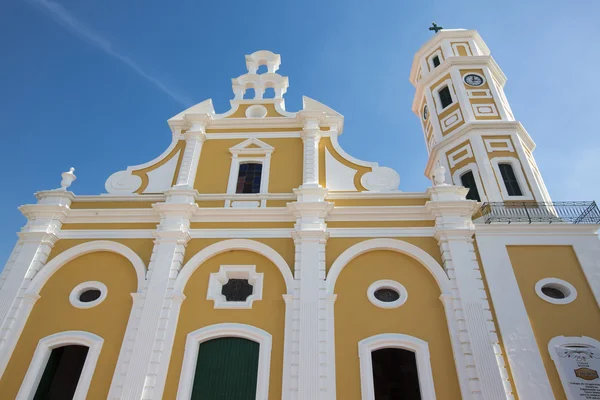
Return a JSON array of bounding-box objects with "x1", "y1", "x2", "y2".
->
[
  {"x1": 292, "y1": 230, "x2": 329, "y2": 244},
  {"x1": 293, "y1": 186, "x2": 328, "y2": 202},
  {"x1": 183, "y1": 112, "x2": 213, "y2": 133},
  {"x1": 17, "y1": 230, "x2": 60, "y2": 245}
]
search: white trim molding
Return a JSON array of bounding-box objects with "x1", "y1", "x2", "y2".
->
[
  {"x1": 366, "y1": 280, "x2": 408, "y2": 309},
  {"x1": 206, "y1": 265, "x2": 264, "y2": 309},
  {"x1": 29, "y1": 240, "x2": 146, "y2": 294},
  {"x1": 326, "y1": 238, "x2": 451, "y2": 295},
  {"x1": 548, "y1": 335, "x2": 600, "y2": 400},
  {"x1": 17, "y1": 330, "x2": 104, "y2": 400},
  {"x1": 175, "y1": 239, "x2": 293, "y2": 296},
  {"x1": 358, "y1": 333, "x2": 436, "y2": 400},
  {"x1": 69, "y1": 281, "x2": 108, "y2": 309},
  {"x1": 175, "y1": 323, "x2": 272, "y2": 400},
  {"x1": 535, "y1": 277, "x2": 578, "y2": 305}
]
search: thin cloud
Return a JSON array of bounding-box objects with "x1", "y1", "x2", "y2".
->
[{"x1": 26, "y1": 0, "x2": 192, "y2": 106}]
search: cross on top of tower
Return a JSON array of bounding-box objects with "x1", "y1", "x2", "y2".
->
[{"x1": 429, "y1": 22, "x2": 443, "y2": 33}]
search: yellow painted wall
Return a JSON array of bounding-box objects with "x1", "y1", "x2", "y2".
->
[
  {"x1": 194, "y1": 138, "x2": 303, "y2": 194},
  {"x1": 163, "y1": 250, "x2": 287, "y2": 399},
  {"x1": 508, "y1": 246, "x2": 600, "y2": 400},
  {"x1": 0, "y1": 252, "x2": 138, "y2": 399},
  {"x1": 326, "y1": 237, "x2": 443, "y2": 272},
  {"x1": 47, "y1": 239, "x2": 155, "y2": 267},
  {"x1": 334, "y1": 250, "x2": 461, "y2": 399}
]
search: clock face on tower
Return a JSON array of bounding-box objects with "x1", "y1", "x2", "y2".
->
[{"x1": 464, "y1": 74, "x2": 484, "y2": 87}]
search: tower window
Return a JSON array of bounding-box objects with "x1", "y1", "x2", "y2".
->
[
  {"x1": 236, "y1": 163, "x2": 262, "y2": 194},
  {"x1": 498, "y1": 163, "x2": 523, "y2": 196},
  {"x1": 438, "y1": 86, "x2": 453, "y2": 109},
  {"x1": 371, "y1": 348, "x2": 422, "y2": 400},
  {"x1": 432, "y1": 55, "x2": 440, "y2": 68},
  {"x1": 460, "y1": 170, "x2": 481, "y2": 201},
  {"x1": 33, "y1": 345, "x2": 89, "y2": 399}
]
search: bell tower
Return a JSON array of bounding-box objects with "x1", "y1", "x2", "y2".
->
[{"x1": 410, "y1": 28, "x2": 551, "y2": 203}]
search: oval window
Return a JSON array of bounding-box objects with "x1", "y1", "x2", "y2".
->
[
  {"x1": 79, "y1": 289, "x2": 102, "y2": 303},
  {"x1": 374, "y1": 288, "x2": 401, "y2": 302},
  {"x1": 535, "y1": 278, "x2": 577, "y2": 305},
  {"x1": 367, "y1": 280, "x2": 408, "y2": 309}
]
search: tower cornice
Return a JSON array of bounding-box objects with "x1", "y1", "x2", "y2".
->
[{"x1": 409, "y1": 29, "x2": 490, "y2": 85}]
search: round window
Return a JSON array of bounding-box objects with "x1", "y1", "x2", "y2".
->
[
  {"x1": 535, "y1": 278, "x2": 577, "y2": 305},
  {"x1": 374, "y1": 288, "x2": 400, "y2": 302},
  {"x1": 79, "y1": 289, "x2": 102, "y2": 303},
  {"x1": 69, "y1": 281, "x2": 107, "y2": 309},
  {"x1": 367, "y1": 280, "x2": 407, "y2": 309}
]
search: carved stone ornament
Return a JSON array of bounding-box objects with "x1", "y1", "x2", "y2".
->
[
  {"x1": 360, "y1": 167, "x2": 400, "y2": 192},
  {"x1": 105, "y1": 170, "x2": 143, "y2": 194},
  {"x1": 431, "y1": 164, "x2": 448, "y2": 186},
  {"x1": 59, "y1": 167, "x2": 77, "y2": 191}
]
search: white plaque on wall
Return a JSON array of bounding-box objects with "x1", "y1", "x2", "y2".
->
[{"x1": 550, "y1": 336, "x2": 600, "y2": 400}]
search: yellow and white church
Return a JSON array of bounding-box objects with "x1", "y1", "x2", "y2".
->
[{"x1": 0, "y1": 28, "x2": 599, "y2": 400}]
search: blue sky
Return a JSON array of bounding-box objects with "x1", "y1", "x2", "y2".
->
[{"x1": 1, "y1": 0, "x2": 599, "y2": 263}]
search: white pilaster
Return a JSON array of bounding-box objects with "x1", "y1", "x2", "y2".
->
[
  {"x1": 119, "y1": 189, "x2": 196, "y2": 400},
  {"x1": 426, "y1": 185, "x2": 513, "y2": 400},
  {"x1": 287, "y1": 186, "x2": 333, "y2": 400},
  {"x1": 299, "y1": 115, "x2": 322, "y2": 189},
  {"x1": 0, "y1": 190, "x2": 72, "y2": 361},
  {"x1": 174, "y1": 118, "x2": 209, "y2": 189}
]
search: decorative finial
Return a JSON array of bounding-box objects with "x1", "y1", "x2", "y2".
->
[
  {"x1": 429, "y1": 22, "x2": 443, "y2": 34},
  {"x1": 431, "y1": 162, "x2": 448, "y2": 186},
  {"x1": 60, "y1": 167, "x2": 77, "y2": 191}
]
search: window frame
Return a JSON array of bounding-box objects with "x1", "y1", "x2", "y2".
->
[
  {"x1": 358, "y1": 333, "x2": 436, "y2": 400},
  {"x1": 176, "y1": 323, "x2": 272, "y2": 400},
  {"x1": 366, "y1": 280, "x2": 408, "y2": 309},
  {"x1": 226, "y1": 139, "x2": 274, "y2": 208},
  {"x1": 206, "y1": 265, "x2": 264, "y2": 309},
  {"x1": 452, "y1": 163, "x2": 487, "y2": 203},
  {"x1": 17, "y1": 331, "x2": 103, "y2": 400},
  {"x1": 535, "y1": 278, "x2": 577, "y2": 305},
  {"x1": 432, "y1": 79, "x2": 458, "y2": 114},
  {"x1": 490, "y1": 157, "x2": 533, "y2": 200},
  {"x1": 460, "y1": 170, "x2": 482, "y2": 202},
  {"x1": 69, "y1": 281, "x2": 108, "y2": 309},
  {"x1": 427, "y1": 49, "x2": 443, "y2": 71}
]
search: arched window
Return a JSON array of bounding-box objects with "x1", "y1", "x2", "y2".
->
[
  {"x1": 460, "y1": 170, "x2": 481, "y2": 201},
  {"x1": 359, "y1": 334, "x2": 436, "y2": 400},
  {"x1": 236, "y1": 163, "x2": 262, "y2": 194},
  {"x1": 372, "y1": 348, "x2": 421, "y2": 399},
  {"x1": 34, "y1": 345, "x2": 89, "y2": 399},
  {"x1": 498, "y1": 163, "x2": 522, "y2": 196},
  {"x1": 18, "y1": 331, "x2": 103, "y2": 400},
  {"x1": 176, "y1": 324, "x2": 272, "y2": 400},
  {"x1": 190, "y1": 337, "x2": 259, "y2": 400}
]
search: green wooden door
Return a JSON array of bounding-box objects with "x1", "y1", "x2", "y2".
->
[{"x1": 191, "y1": 337, "x2": 260, "y2": 400}]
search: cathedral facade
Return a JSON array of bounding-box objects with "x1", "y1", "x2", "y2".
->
[{"x1": 0, "y1": 29, "x2": 599, "y2": 400}]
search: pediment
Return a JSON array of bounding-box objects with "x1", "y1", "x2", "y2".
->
[{"x1": 229, "y1": 138, "x2": 274, "y2": 155}]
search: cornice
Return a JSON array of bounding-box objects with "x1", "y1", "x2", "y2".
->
[
  {"x1": 328, "y1": 206, "x2": 432, "y2": 221},
  {"x1": 423, "y1": 121, "x2": 537, "y2": 177},
  {"x1": 409, "y1": 29, "x2": 490, "y2": 84}
]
